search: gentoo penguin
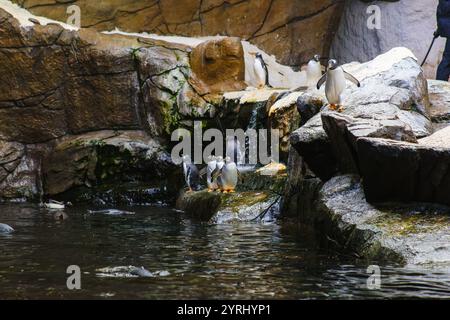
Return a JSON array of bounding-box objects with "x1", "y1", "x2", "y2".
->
[
  {"x1": 220, "y1": 157, "x2": 239, "y2": 193},
  {"x1": 306, "y1": 54, "x2": 323, "y2": 88},
  {"x1": 212, "y1": 156, "x2": 225, "y2": 191},
  {"x1": 182, "y1": 155, "x2": 201, "y2": 192},
  {"x1": 316, "y1": 59, "x2": 360, "y2": 112},
  {"x1": 206, "y1": 156, "x2": 218, "y2": 192},
  {"x1": 0, "y1": 223, "x2": 14, "y2": 234},
  {"x1": 254, "y1": 53, "x2": 271, "y2": 89}
]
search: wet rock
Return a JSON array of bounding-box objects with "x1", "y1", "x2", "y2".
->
[
  {"x1": 176, "y1": 189, "x2": 279, "y2": 223},
  {"x1": 357, "y1": 128, "x2": 450, "y2": 207},
  {"x1": 291, "y1": 48, "x2": 432, "y2": 181},
  {"x1": 313, "y1": 175, "x2": 450, "y2": 266},
  {"x1": 281, "y1": 146, "x2": 323, "y2": 219},
  {"x1": 290, "y1": 113, "x2": 337, "y2": 181},
  {"x1": 0, "y1": 223, "x2": 14, "y2": 234},
  {"x1": 43, "y1": 130, "x2": 182, "y2": 205}
]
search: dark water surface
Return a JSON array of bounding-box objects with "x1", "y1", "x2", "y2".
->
[{"x1": 0, "y1": 204, "x2": 449, "y2": 299}]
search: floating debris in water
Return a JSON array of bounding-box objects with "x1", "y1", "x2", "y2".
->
[
  {"x1": 0, "y1": 223, "x2": 14, "y2": 234},
  {"x1": 95, "y1": 266, "x2": 170, "y2": 278},
  {"x1": 42, "y1": 200, "x2": 65, "y2": 210},
  {"x1": 87, "y1": 209, "x2": 135, "y2": 216}
]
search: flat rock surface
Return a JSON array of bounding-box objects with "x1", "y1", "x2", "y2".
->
[{"x1": 316, "y1": 175, "x2": 450, "y2": 268}]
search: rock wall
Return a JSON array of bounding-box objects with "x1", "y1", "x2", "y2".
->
[
  {"x1": 331, "y1": 0, "x2": 445, "y2": 79},
  {"x1": 11, "y1": 0, "x2": 345, "y2": 67},
  {"x1": 0, "y1": 3, "x2": 245, "y2": 202}
]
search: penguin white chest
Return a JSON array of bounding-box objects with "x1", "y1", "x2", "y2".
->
[
  {"x1": 254, "y1": 59, "x2": 266, "y2": 87},
  {"x1": 307, "y1": 61, "x2": 322, "y2": 87},
  {"x1": 222, "y1": 163, "x2": 238, "y2": 190},
  {"x1": 325, "y1": 68, "x2": 346, "y2": 105}
]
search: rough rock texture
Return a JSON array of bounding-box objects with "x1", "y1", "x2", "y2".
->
[
  {"x1": 176, "y1": 190, "x2": 279, "y2": 223},
  {"x1": 322, "y1": 111, "x2": 417, "y2": 174},
  {"x1": 0, "y1": 5, "x2": 240, "y2": 202},
  {"x1": 176, "y1": 165, "x2": 285, "y2": 222},
  {"x1": 291, "y1": 48, "x2": 432, "y2": 180},
  {"x1": 331, "y1": 0, "x2": 445, "y2": 79},
  {"x1": 13, "y1": 0, "x2": 345, "y2": 68},
  {"x1": 313, "y1": 175, "x2": 450, "y2": 266},
  {"x1": 357, "y1": 129, "x2": 450, "y2": 207},
  {"x1": 43, "y1": 130, "x2": 182, "y2": 205},
  {"x1": 428, "y1": 80, "x2": 450, "y2": 131}
]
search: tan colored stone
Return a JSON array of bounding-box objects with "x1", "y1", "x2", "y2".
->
[{"x1": 190, "y1": 37, "x2": 246, "y2": 95}]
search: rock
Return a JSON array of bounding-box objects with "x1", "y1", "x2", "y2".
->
[
  {"x1": 312, "y1": 175, "x2": 450, "y2": 267},
  {"x1": 281, "y1": 145, "x2": 323, "y2": 218},
  {"x1": 14, "y1": 0, "x2": 345, "y2": 68},
  {"x1": 427, "y1": 80, "x2": 450, "y2": 129},
  {"x1": 322, "y1": 111, "x2": 417, "y2": 174},
  {"x1": 291, "y1": 47, "x2": 432, "y2": 181},
  {"x1": 189, "y1": 37, "x2": 247, "y2": 95},
  {"x1": 331, "y1": 0, "x2": 446, "y2": 79},
  {"x1": 176, "y1": 189, "x2": 279, "y2": 223},
  {"x1": 357, "y1": 128, "x2": 450, "y2": 207},
  {"x1": 290, "y1": 113, "x2": 337, "y2": 181},
  {"x1": 0, "y1": 223, "x2": 14, "y2": 234},
  {"x1": 0, "y1": 4, "x2": 261, "y2": 202},
  {"x1": 42, "y1": 130, "x2": 182, "y2": 205}
]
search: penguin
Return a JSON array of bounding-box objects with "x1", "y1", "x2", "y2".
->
[
  {"x1": 316, "y1": 59, "x2": 360, "y2": 112},
  {"x1": 182, "y1": 155, "x2": 201, "y2": 192},
  {"x1": 220, "y1": 157, "x2": 239, "y2": 193},
  {"x1": 206, "y1": 155, "x2": 218, "y2": 192},
  {"x1": 0, "y1": 223, "x2": 14, "y2": 234},
  {"x1": 212, "y1": 156, "x2": 225, "y2": 191},
  {"x1": 254, "y1": 53, "x2": 271, "y2": 89},
  {"x1": 306, "y1": 54, "x2": 323, "y2": 88}
]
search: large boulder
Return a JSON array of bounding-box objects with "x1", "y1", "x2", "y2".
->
[
  {"x1": 357, "y1": 126, "x2": 450, "y2": 207},
  {"x1": 291, "y1": 48, "x2": 432, "y2": 180},
  {"x1": 331, "y1": 0, "x2": 445, "y2": 79},
  {"x1": 0, "y1": 3, "x2": 259, "y2": 202},
  {"x1": 312, "y1": 175, "x2": 450, "y2": 266},
  {"x1": 12, "y1": 0, "x2": 345, "y2": 68},
  {"x1": 43, "y1": 131, "x2": 182, "y2": 205},
  {"x1": 428, "y1": 80, "x2": 450, "y2": 131}
]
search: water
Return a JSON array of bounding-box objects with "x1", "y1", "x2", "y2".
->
[{"x1": 0, "y1": 204, "x2": 450, "y2": 299}]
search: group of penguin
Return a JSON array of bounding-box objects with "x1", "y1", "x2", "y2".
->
[
  {"x1": 182, "y1": 155, "x2": 239, "y2": 193},
  {"x1": 182, "y1": 53, "x2": 361, "y2": 192},
  {"x1": 252, "y1": 52, "x2": 361, "y2": 111}
]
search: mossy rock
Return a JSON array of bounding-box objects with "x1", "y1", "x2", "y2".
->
[{"x1": 176, "y1": 189, "x2": 279, "y2": 222}]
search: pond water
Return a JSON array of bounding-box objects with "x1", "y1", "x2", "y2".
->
[{"x1": 0, "y1": 204, "x2": 449, "y2": 299}]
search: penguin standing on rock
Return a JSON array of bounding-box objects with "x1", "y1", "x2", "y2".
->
[
  {"x1": 213, "y1": 157, "x2": 239, "y2": 193},
  {"x1": 317, "y1": 59, "x2": 360, "y2": 112},
  {"x1": 306, "y1": 54, "x2": 323, "y2": 88},
  {"x1": 182, "y1": 155, "x2": 201, "y2": 192},
  {"x1": 253, "y1": 53, "x2": 272, "y2": 89},
  {"x1": 206, "y1": 156, "x2": 218, "y2": 192}
]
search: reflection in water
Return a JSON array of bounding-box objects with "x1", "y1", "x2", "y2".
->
[{"x1": 0, "y1": 204, "x2": 449, "y2": 299}]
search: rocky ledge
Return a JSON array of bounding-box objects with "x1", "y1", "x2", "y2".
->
[{"x1": 283, "y1": 47, "x2": 450, "y2": 268}]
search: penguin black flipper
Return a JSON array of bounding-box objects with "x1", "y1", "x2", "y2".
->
[
  {"x1": 343, "y1": 70, "x2": 361, "y2": 87},
  {"x1": 187, "y1": 164, "x2": 201, "y2": 191},
  {"x1": 316, "y1": 73, "x2": 327, "y2": 90},
  {"x1": 261, "y1": 56, "x2": 272, "y2": 88}
]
